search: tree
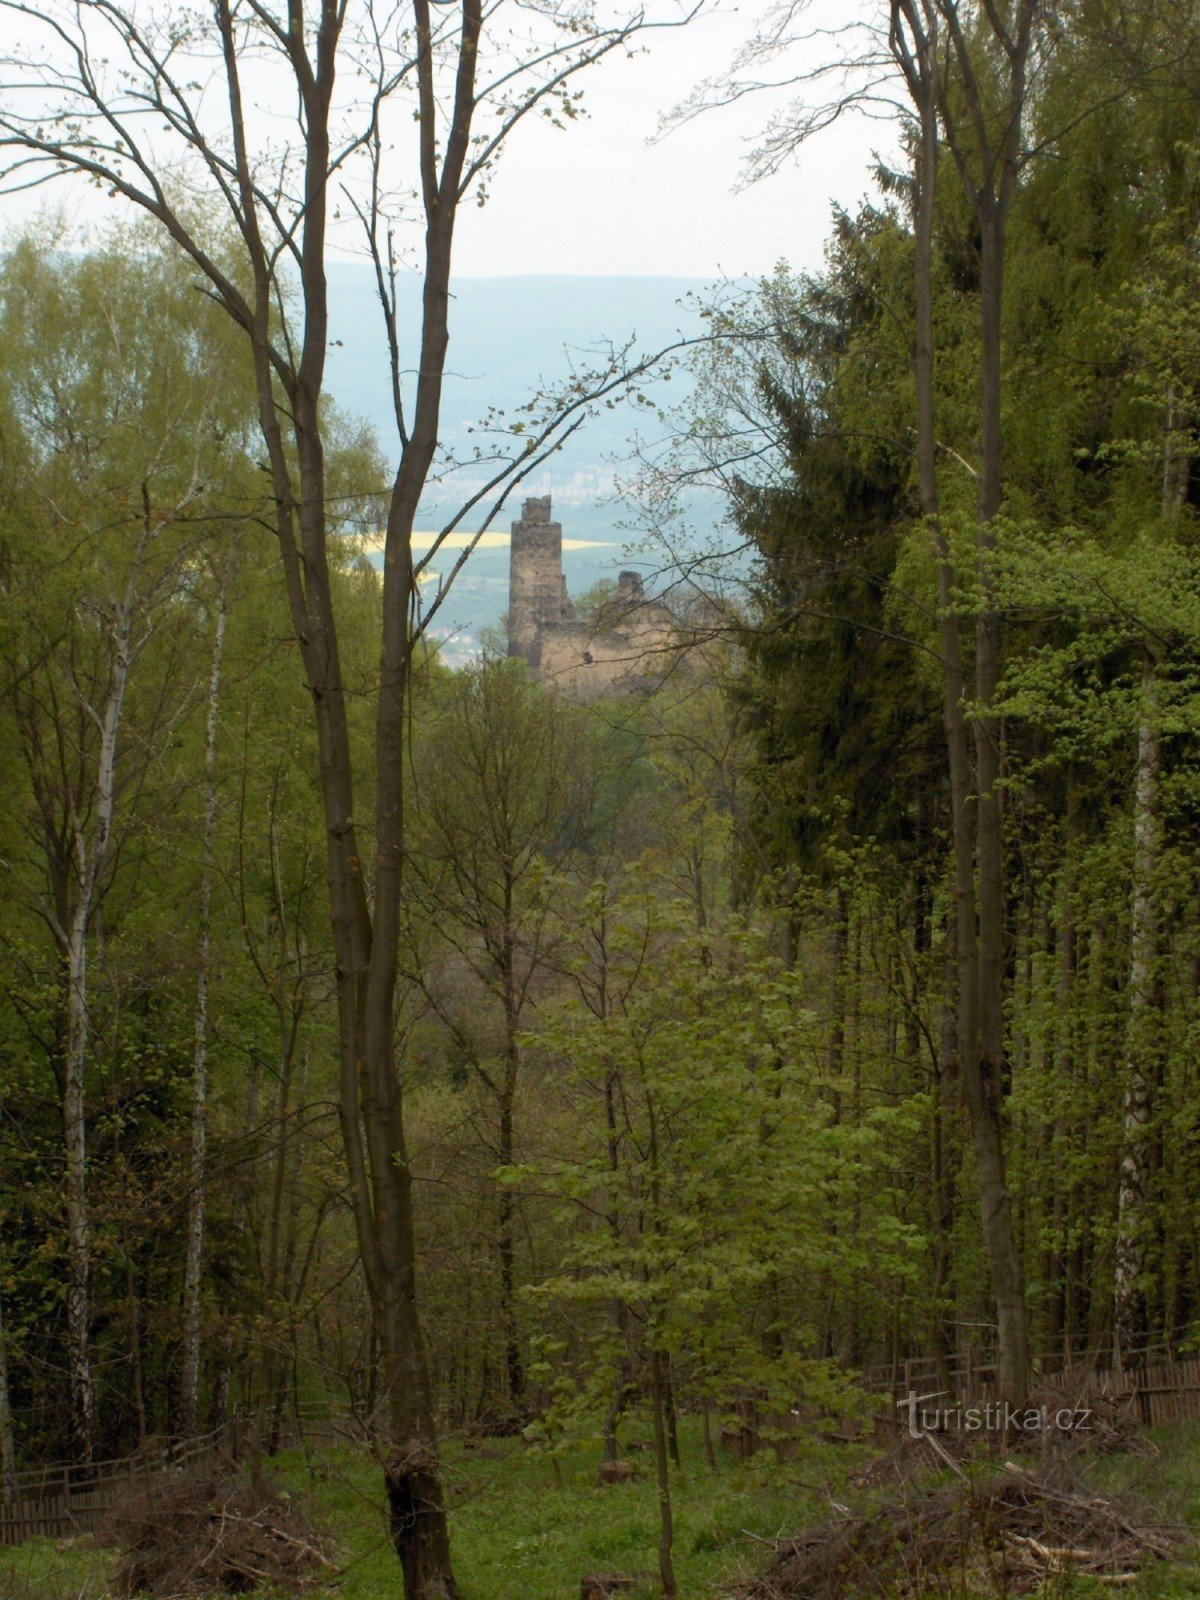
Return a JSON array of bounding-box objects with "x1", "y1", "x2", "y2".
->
[
  {"x1": 407, "y1": 657, "x2": 597, "y2": 1412},
  {"x1": 527, "y1": 892, "x2": 922, "y2": 1595},
  {"x1": 0, "y1": 0, "x2": 693, "y2": 1585},
  {"x1": 925, "y1": 0, "x2": 1044, "y2": 1405},
  {"x1": 181, "y1": 553, "x2": 235, "y2": 1438},
  {"x1": 0, "y1": 232, "x2": 256, "y2": 1457}
]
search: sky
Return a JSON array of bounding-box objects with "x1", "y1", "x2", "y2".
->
[
  {"x1": 449, "y1": 1, "x2": 898, "y2": 281},
  {"x1": 0, "y1": 0, "x2": 900, "y2": 285},
  {"x1": 0, "y1": 0, "x2": 905, "y2": 658}
]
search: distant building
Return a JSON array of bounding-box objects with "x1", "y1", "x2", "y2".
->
[{"x1": 506, "y1": 496, "x2": 673, "y2": 698}]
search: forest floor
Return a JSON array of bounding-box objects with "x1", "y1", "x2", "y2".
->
[{"x1": 3, "y1": 1417, "x2": 1198, "y2": 1599}]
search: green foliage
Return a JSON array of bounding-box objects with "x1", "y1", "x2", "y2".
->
[
  {"x1": 0, "y1": 225, "x2": 388, "y2": 1458},
  {"x1": 522, "y1": 893, "x2": 923, "y2": 1445},
  {"x1": 8, "y1": 20, "x2": 1200, "y2": 1597}
]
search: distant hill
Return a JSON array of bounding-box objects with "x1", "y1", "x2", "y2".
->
[{"x1": 323, "y1": 266, "x2": 727, "y2": 657}]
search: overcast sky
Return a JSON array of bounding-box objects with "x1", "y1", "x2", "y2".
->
[
  {"x1": 0, "y1": 0, "x2": 902, "y2": 283},
  {"x1": 451, "y1": 1, "x2": 901, "y2": 281}
]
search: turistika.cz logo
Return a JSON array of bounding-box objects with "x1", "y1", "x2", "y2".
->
[{"x1": 906, "y1": 1396, "x2": 1093, "y2": 1438}]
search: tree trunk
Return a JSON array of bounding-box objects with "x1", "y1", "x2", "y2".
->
[
  {"x1": 1046, "y1": 872, "x2": 1076, "y2": 1358},
  {"x1": 701, "y1": 1390, "x2": 717, "y2": 1471},
  {"x1": 1114, "y1": 659, "x2": 1160, "y2": 1361},
  {"x1": 1078, "y1": 920, "x2": 1108, "y2": 1350},
  {"x1": 0, "y1": 1281, "x2": 17, "y2": 1505},
  {"x1": 972, "y1": 207, "x2": 1029, "y2": 1406},
  {"x1": 901, "y1": 0, "x2": 1014, "y2": 1400},
  {"x1": 255, "y1": 992, "x2": 298, "y2": 1468},
  {"x1": 62, "y1": 915, "x2": 97, "y2": 1462},
  {"x1": 497, "y1": 1095, "x2": 522, "y2": 1404},
  {"x1": 827, "y1": 886, "x2": 849, "y2": 1102},
  {"x1": 123, "y1": 1241, "x2": 147, "y2": 1448},
  {"x1": 649, "y1": 1347, "x2": 676, "y2": 1600},
  {"x1": 664, "y1": 1357, "x2": 680, "y2": 1469},
  {"x1": 216, "y1": 3, "x2": 472, "y2": 1584},
  {"x1": 60, "y1": 596, "x2": 131, "y2": 1461},
  {"x1": 602, "y1": 1055, "x2": 629, "y2": 1463},
  {"x1": 643, "y1": 1079, "x2": 676, "y2": 1598},
  {"x1": 498, "y1": 908, "x2": 524, "y2": 1406},
  {"x1": 896, "y1": 0, "x2": 1041, "y2": 1410},
  {"x1": 181, "y1": 584, "x2": 228, "y2": 1436},
  {"x1": 931, "y1": 911, "x2": 958, "y2": 1396}
]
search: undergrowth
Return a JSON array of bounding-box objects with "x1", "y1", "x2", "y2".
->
[{"x1": 2, "y1": 1418, "x2": 1196, "y2": 1599}]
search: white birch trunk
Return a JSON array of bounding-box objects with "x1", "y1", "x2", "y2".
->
[
  {"x1": 62, "y1": 594, "x2": 132, "y2": 1461},
  {"x1": 180, "y1": 587, "x2": 228, "y2": 1435},
  {"x1": 1113, "y1": 657, "x2": 1160, "y2": 1363}
]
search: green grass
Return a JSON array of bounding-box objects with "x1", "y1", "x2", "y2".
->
[
  {"x1": 1070, "y1": 1421, "x2": 1200, "y2": 1600},
  {"x1": 0, "y1": 1531, "x2": 116, "y2": 1599},
  {"x1": 290, "y1": 1420, "x2": 852, "y2": 1600},
  {"x1": 0, "y1": 1421, "x2": 850, "y2": 1600},
  {"x1": 3, "y1": 1420, "x2": 1198, "y2": 1599}
]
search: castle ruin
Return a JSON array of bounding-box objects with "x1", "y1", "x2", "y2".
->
[{"x1": 506, "y1": 495, "x2": 673, "y2": 698}]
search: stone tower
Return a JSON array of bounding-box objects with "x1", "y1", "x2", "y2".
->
[
  {"x1": 507, "y1": 495, "x2": 572, "y2": 665},
  {"x1": 617, "y1": 569, "x2": 645, "y2": 604}
]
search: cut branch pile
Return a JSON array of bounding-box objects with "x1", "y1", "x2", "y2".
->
[
  {"x1": 991, "y1": 1465, "x2": 1174, "y2": 1588},
  {"x1": 741, "y1": 1458, "x2": 1179, "y2": 1599},
  {"x1": 110, "y1": 1470, "x2": 335, "y2": 1596},
  {"x1": 850, "y1": 1429, "x2": 972, "y2": 1490}
]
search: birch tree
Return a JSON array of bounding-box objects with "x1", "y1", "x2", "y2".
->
[
  {"x1": 180, "y1": 562, "x2": 233, "y2": 1437},
  {"x1": 0, "y1": 236, "x2": 253, "y2": 1458}
]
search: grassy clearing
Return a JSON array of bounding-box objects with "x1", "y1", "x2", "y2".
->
[
  {"x1": 1, "y1": 1420, "x2": 1197, "y2": 1599},
  {"x1": 0, "y1": 1420, "x2": 851, "y2": 1600},
  {"x1": 1073, "y1": 1421, "x2": 1200, "y2": 1599},
  {"x1": 0, "y1": 1531, "x2": 117, "y2": 1599},
  {"x1": 290, "y1": 1419, "x2": 853, "y2": 1600}
]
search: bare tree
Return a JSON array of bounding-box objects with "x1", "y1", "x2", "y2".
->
[{"x1": 0, "y1": 0, "x2": 694, "y2": 1587}]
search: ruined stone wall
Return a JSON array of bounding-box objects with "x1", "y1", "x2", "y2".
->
[
  {"x1": 535, "y1": 602, "x2": 675, "y2": 700},
  {"x1": 507, "y1": 499, "x2": 676, "y2": 696}
]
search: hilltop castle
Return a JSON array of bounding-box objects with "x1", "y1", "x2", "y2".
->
[{"x1": 506, "y1": 496, "x2": 673, "y2": 698}]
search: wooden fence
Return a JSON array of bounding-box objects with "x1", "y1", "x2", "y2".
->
[
  {"x1": 6, "y1": 1343, "x2": 1200, "y2": 1546},
  {"x1": 1042, "y1": 1346, "x2": 1200, "y2": 1428},
  {"x1": 0, "y1": 1405, "x2": 358, "y2": 1547},
  {"x1": 863, "y1": 1337, "x2": 1200, "y2": 1433}
]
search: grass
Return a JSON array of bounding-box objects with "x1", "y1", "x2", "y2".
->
[
  {"x1": 2, "y1": 1419, "x2": 1197, "y2": 1599},
  {"x1": 0, "y1": 1530, "x2": 116, "y2": 1599},
  {"x1": 1070, "y1": 1421, "x2": 1200, "y2": 1599},
  {"x1": 290, "y1": 1419, "x2": 852, "y2": 1600},
  {"x1": 0, "y1": 1420, "x2": 850, "y2": 1600}
]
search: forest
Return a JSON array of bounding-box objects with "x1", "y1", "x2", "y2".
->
[{"x1": 1, "y1": 2, "x2": 1200, "y2": 1599}]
